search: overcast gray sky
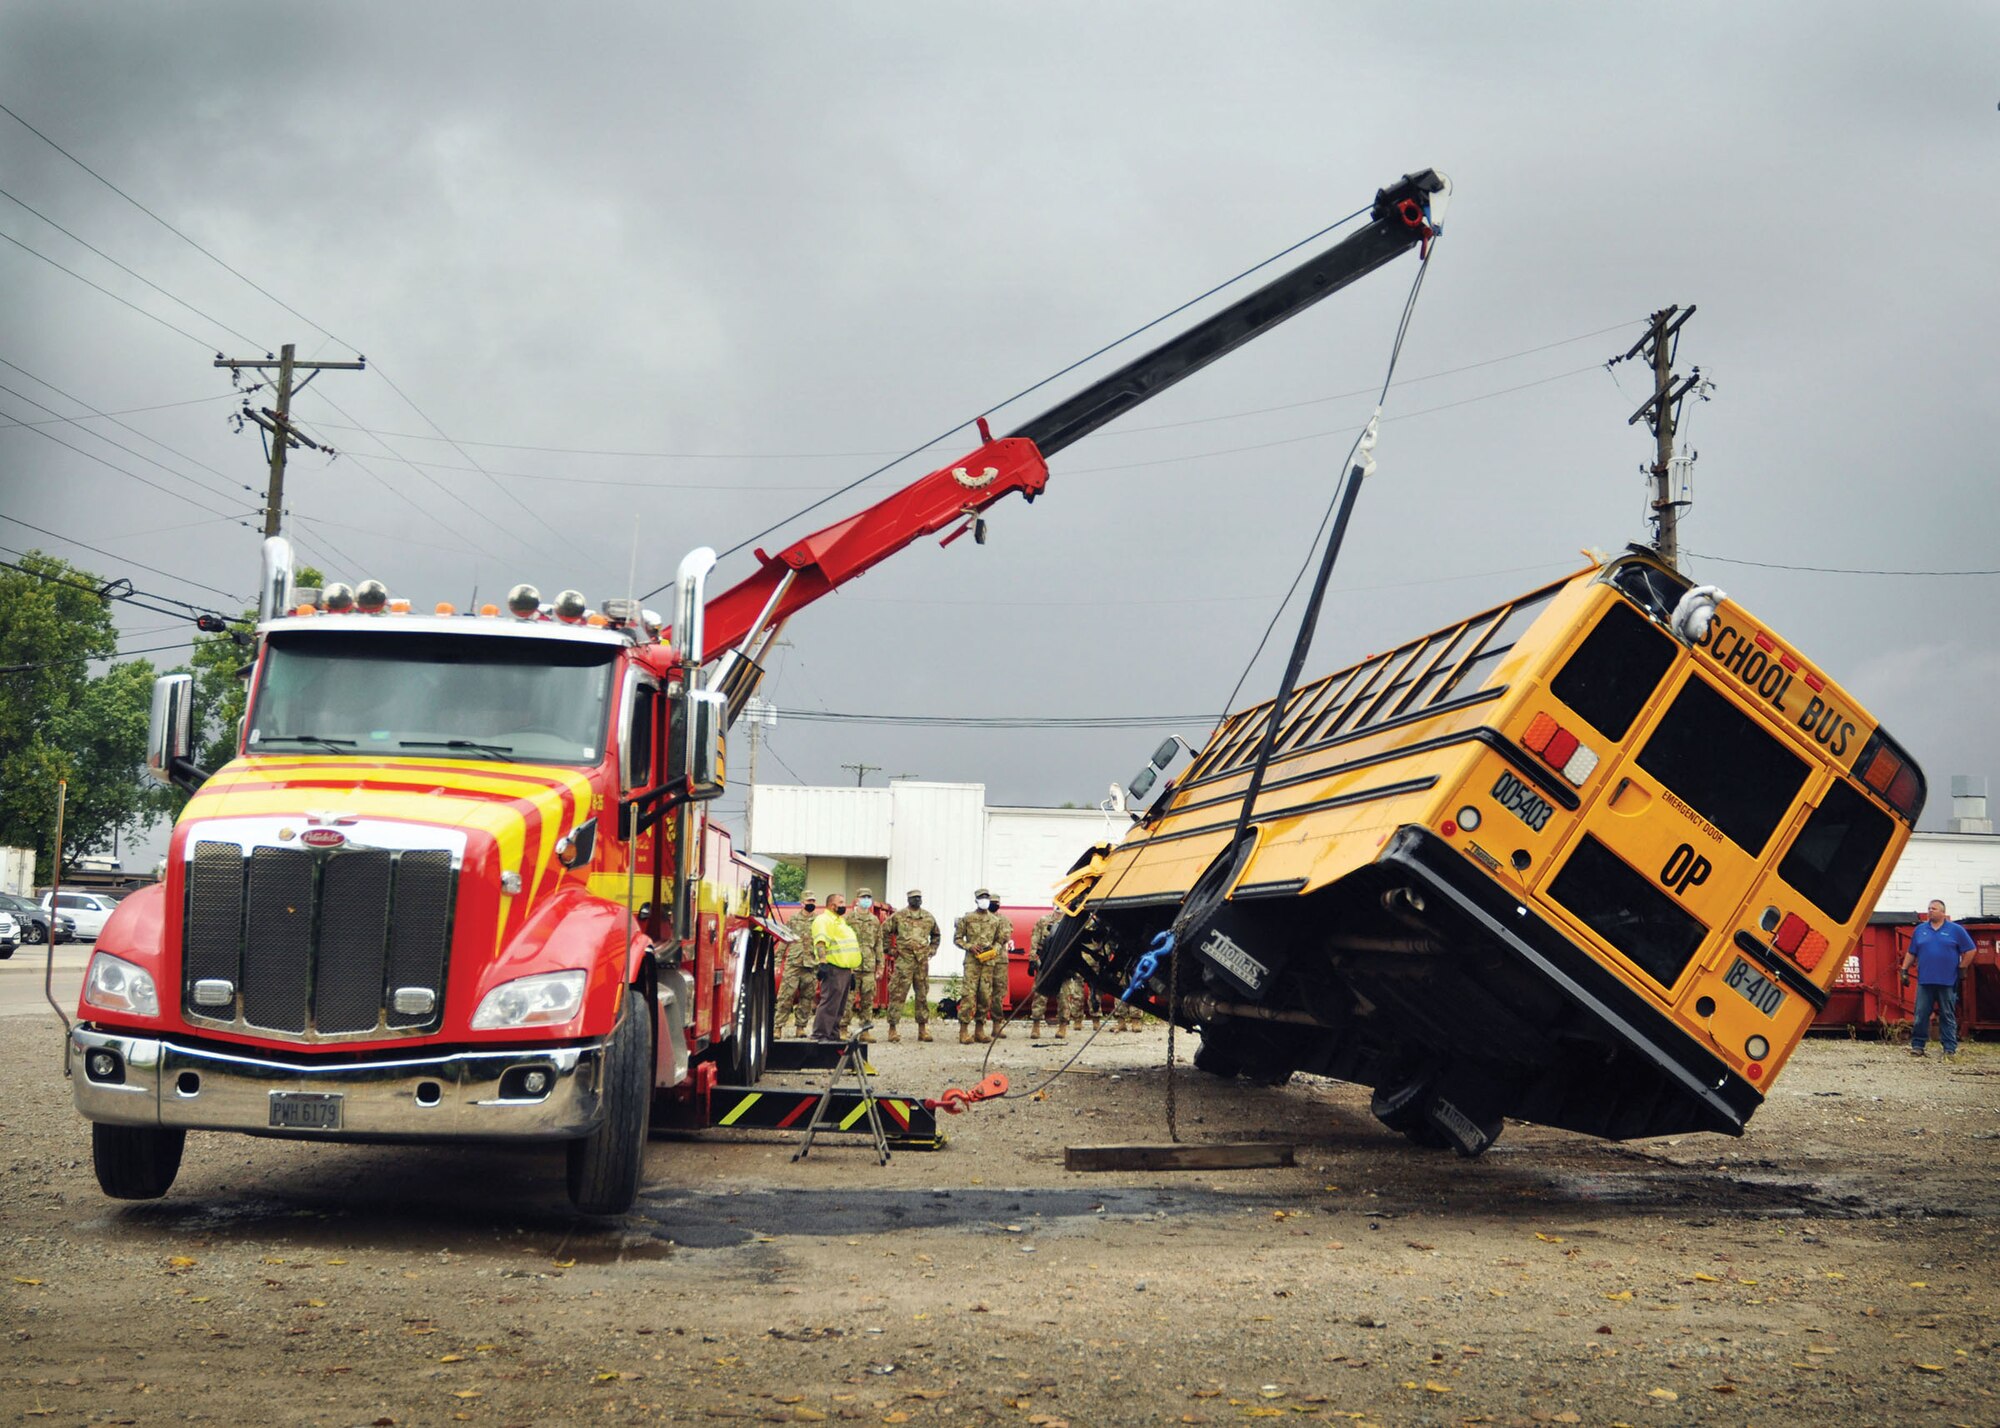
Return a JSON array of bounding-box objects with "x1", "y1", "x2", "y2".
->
[{"x1": 2, "y1": 2, "x2": 1995, "y2": 858}]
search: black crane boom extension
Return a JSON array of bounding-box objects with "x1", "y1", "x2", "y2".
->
[{"x1": 1008, "y1": 169, "x2": 1445, "y2": 460}]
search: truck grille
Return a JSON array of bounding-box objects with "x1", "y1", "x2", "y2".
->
[{"x1": 183, "y1": 840, "x2": 457, "y2": 1040}]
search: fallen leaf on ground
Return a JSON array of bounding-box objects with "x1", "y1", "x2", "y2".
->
[
  {"x1": 1691, "y1": 1272, "x2": 1719, "y2": 1283},
  {"x1": 1603, "y1": 1291, "x2": 1634, "y2": 1301},
  {"x1": 1647, "y1": 1388, "x2": 1678, "y2": 1401}
]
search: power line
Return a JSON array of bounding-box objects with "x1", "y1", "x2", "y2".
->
[
  {"x1": 0, "y1": 549, "x2": 230, "y2": 622},
  {"x1": 0, "y1": 393, "x2": 247, "y2": 518},
  {"x1": 0, "y1": 226, "x2": 219, "y2": 350},
  {"x1": 0, "y1": 513, "x2": 248, "y2": 602},
  {"x1": 1686, "y1": 550, "x2": 2000, "y2": 578},
  {"x1": 0, "y1": 182, "x2": 265, "y2": 346},
  {"x1": 0, "y1": 638, "x2": 197, "y2": 677},
  {"x1": 782, "y1": 709, "x2": 1198, "y2": 729},
  {"x1": 0, "y1": 389, "x2": 244, "y2": 425},
  {"x1": 295, "y1": 319, "x2": 1645, "y2": 462},
  {"x1": 0, "y1": 358, "x2": 254, "y2": 501},
  {"x1": 0, "y1": 99, "x2": 359, "y2": 354}
]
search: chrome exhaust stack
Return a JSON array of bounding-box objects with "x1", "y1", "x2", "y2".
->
[{"x1": 259, "y1": 536, "x2": 295, "y2": 625}]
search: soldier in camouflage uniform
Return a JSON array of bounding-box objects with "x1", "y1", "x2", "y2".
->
[
  {"x1": 1027, "y1": 909, "x2": 1066, "y2": 1038},
  {"x1": 838, "y1": 887, "x2": 885, "y2": 1041},
  {"x1": 954, "y1": 888, "x2": 1012, "y2": 1044},
  {"x1": 773, "y1": 892, "x2": 820, "y2": 1037},
  {"x1": 882, "y1": 890, "x2": 940, "y2": 1042}
]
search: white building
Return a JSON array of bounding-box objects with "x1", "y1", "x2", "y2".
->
[{"x1": 744, "y1": 779, "x2": 1126, "y2": 918}]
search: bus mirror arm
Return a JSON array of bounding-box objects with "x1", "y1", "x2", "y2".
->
[{"x1": 1670, "y1": 584, "x2": 1726, "y2": 644}]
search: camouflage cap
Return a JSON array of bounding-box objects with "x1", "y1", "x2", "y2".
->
[
  {"x1": 802, "y1": 890, "x2": 818, "y2": 901},
  {"x1": 906, "y1": 888, "x2": 922, "y2": 899},
  {"x1": 974, "y1": 887, "x2": 993, "y2": 900},
  {"x1": 856, "y1": 887, "x2": 873, "y2": 898}
]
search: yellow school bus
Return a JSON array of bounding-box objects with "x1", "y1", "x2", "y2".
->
[{"x1": 1050, "y1": 546, "x2": 1926, "y2": 1153}]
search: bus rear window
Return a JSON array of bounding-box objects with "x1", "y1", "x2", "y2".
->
[
  {"x1": 1548, "y1": 834, "x2": 1708, "y2": 989},
  {"x1": 1778, "y1": 780, "x2": 1895, "y2": 923},
  {"x1": 1636, "y1": 676, "x2": 1808, "y2": 855},
  {"x1": 1550, "y1": 600, "x2": 1677, "y2": 740}
]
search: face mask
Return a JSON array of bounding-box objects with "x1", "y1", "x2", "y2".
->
[
  {"x1": 803, "y1": 902, "x2": 816, "y2": 913},
  {"x1": 858, "y1": 897, "x2": 872, "y2": 910},
  {"x1": 976, "y1": 898, "x2": 990, "y2": 911},
  {"x1": 909, "y1": 898, "x2": 922, "y2": 909}
]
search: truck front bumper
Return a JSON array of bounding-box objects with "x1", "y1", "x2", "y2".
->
[{"x1": 70, "y1": 1027, "x2": 607, "y2": 1141}]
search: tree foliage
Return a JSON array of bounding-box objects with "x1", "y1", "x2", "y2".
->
[
  {"x1": 771, "y1": 859, "x2": 806, "y2": 903},
  {"x1": 0, "y1": 552, "x2": 175, "y2": 875},
  {"x1": 183, "y1": 562, "x2": 322, "y2": 778}
]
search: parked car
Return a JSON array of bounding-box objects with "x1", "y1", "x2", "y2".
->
[
  {"x1": 0, "y1": 908, "x2": 18, "y2": 959},
  {"x1": 40, "y1": 890, "x2": 121, "y2": 940},
  {"x1": 0, "y1": 892, "x2": 73, "y2": 946}
]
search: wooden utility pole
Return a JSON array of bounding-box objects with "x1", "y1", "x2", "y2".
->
[
  {"x1": 1610, "y1": 307, "x2": 1706, "y2": 569},
  {"x1": 841, "y1": 762, "x2": 881, "y2": 787},
  {"x1": 215, "y1": 344, "x2": 366, "y2": 537}
]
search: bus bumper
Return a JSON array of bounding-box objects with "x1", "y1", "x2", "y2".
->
[{"x1": 69, "y1": 1026, "x2": 608, "y2": 1141}]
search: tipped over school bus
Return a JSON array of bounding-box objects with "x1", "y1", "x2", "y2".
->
[{"x1": 1045, "y1": 547, "x2": 1924, "y2": 1154}]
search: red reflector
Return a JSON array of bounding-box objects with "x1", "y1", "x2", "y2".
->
[
  {"x1": 1863, "y1": 746, "x2": 1900, "y2": 793},
  {"x1": 1747, "y1": 1062, "x2": 1764, "y2": 1080},
  {"x1": 1773, "y1": 913, "x2": 1808, "y2": 955},
  {"x1": 1523, "y1": 711, "x2": 1558, "y2": 755},
  {"x1": 1753, "y1": 631, "x2": 1774, "y2": 651},
  {"x1": 1441, "y1": 820, "x2": 1458, "y2": 837},
  {"x1": 1889, "y1": 763, "x2": 1921, "y2": 813},
  {"x1": 1542, "y1": 728, "x2": 1579, "y2": 769},
  {"x1": 1778, "y1": 653, "x2": 1798, "y2": 672},
  {"x1": 1803, "y1": 672, "x2": 1824, "y2": 692},
  {"x1": 1796, "y1": 930, "x2": 1830, "y2": 971}
]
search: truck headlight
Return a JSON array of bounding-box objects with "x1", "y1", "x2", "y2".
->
[
  {"x1": 84, "y1": 952, "x2": 159, "y2": 1017},
  {"x1": 470, "y1": 970, "x2": 587, "y2": 1030}
]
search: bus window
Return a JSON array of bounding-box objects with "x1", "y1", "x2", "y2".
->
[
  {"x1": 1548, "y1": 834, "x2": 1708, "y2": 989},
  {"x1": 1635, "y1": 676, "x2": 1809, "y2": 855},
  {"x1": 1778, "y1": 780, "x2": 1895, "y2": 923},
  {"x1": 1434, "y1": 589, "x2": 1559, "y2": 703},
  {"x1": 1550, "y1": 601, "x2": 1677, "y2": 740}
]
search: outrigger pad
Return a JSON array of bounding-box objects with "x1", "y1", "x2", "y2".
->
[
  {"x1": 766, "y1": 1040, "x2": 853, "y2": 1072},
  {"x1": 708, "y1": 1084, "x2": 944, "y2": 1149}
]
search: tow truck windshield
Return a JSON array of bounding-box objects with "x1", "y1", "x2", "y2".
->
[{"x1": 246, "y1": 630, "x2": 617, "y2": 766}]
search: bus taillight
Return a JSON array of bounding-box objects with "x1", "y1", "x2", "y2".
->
[
  {"x1": 1772, "y1": 912, "x2": 1830, "y2": 971},
  {"x1": 1851, "y1": 729, "x2": 1927, "y2": 822},
  {"x1": 1522, "y1": 711, "x2": 1600, "y2": 787}
]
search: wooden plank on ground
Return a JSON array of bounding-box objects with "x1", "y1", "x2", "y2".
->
[{"x1": 1064, "y1": 1141, "x2": 1295, "y2": 1172}]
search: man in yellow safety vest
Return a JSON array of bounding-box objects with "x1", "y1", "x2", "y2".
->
[{"x1": 809, "y1": 891, "x2": 863, "y2": 1041}]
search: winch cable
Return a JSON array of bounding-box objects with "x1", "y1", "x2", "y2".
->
[
  {"x1": 640, "y1": 204, "x2": 1375, "y2": 599},
  {"x1": 1159, "y1": 247, "x2": 1436, "y2": 1140},
  {"x1": 968, "y1": 250, "x2": 1440, "y2": 1112},
  {"x1": 975, "y1": 244, "x2": 1439, "y2": 1128}
]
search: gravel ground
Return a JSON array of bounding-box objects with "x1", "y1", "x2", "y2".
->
[{"x1": 3, "y1": 1010, "x2": 1996, "y2": 1427}]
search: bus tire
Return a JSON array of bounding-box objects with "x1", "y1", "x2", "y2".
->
[
  {"x1": 567, "y1": 991, "x2": 652, "y2": 1216},
  {"x1": 92, "y1": 1123, "x2": 185, "y2": 1199},
  {"x1": 1192, "y1": 1034, "x2": 1243, "y2": 1079}
]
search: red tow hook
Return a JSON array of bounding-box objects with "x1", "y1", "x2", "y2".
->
[{"x1": 924, "y1": 1073, "x2": 1009, "y2": 1114}]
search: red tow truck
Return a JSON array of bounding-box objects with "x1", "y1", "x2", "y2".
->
[{"x1": 72, "y1": 169, "x2": 1447, "y2": 1213}]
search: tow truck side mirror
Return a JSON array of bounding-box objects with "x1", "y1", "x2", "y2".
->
[
  {"x1": 668, "y1": 689, "x2": 727, "y2": 801},
  {"x1": 146, "y1": 674, "x2": 205, "y2": 791}
]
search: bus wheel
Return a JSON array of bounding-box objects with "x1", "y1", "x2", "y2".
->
[
  {"x1": 1192, "y1": 1034, "x2": 1243, "y2": 1079},
  {"x1": 92, "y1": 1123, "x2": 185, "y2": 1199},
  {"x1": 567, "y1": 991, "x2": 652, "y2": 1215},
  {"x1": 1371, "y1": 1076, "x2": 1446, "y2": 1149}
]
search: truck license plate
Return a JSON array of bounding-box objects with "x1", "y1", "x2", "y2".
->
[{"x1": 268, "y1": 1091, "x2": 343, "y2": 1131}]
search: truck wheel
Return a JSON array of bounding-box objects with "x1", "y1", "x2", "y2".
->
[
  {"x1": 725, "y1": 949, "x2": 774, "y2": 1085},
  {"x1": 25, "y1": 921, "x2": 47, "y2": 945},
  {"x1": 747, "y1": 952, "x2": 772, "y2": 1082},
  {"x1": 566, "y1": 990, "x2": 652, "y2": 1215},
  {"x1": 1192, "y1": 1035, "x2": 1243, "y2": 1079},
  {"x1": 92, "y1": 1123, "x2": 185, "y2": 1199}
]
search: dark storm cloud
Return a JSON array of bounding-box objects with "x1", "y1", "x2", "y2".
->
[{"x1": 2, "y1": 1, "x2": 1994, "y2": 853}]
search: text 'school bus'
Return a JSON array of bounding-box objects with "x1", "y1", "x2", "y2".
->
[{"x1": 1054, "y1": 547, "x2": 1924, "y2": 1155}]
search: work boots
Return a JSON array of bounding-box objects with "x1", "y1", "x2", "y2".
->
[
  {"x1": 1054, "y1": 1022, "x2": 1068, "y2": 1039},
  {"x1": 886, "y1": 1026, "x2": 901, "y2": 1043},
  {"x1": 858, "y1": 1030, "x2": 875, "y2": 1044},
  {"x1": 990, "y1": 1020, "x2": 1006, "y2": 1040},
  {"x1": 1030, "y1": 1019, "x2": 1044, "y2": 1038},
  {"x1": 972, "y1": 1026, "x2": 990, "y2": 1044},
  {"x1": 960, "y1": 1025, "x2": 974, "y2": 1045},
  {"x1": 917, "y1": 1024, "x2": 933, "y2": 1042}
]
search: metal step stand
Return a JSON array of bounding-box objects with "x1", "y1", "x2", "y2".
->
[{"x1": 793, "y1": 1023, "x2": 892, "y2": 1165}]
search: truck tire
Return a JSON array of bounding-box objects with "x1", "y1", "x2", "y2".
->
[
  {"x1": 724, "y1": 947, "x2": 773, "y2": 1085},
  {"x1": 92, "y1": 1123, "x2": 185, "y2": 1199},
  {"x1": 566, "y1": 991, "x2": 652, "y2": 1215}
]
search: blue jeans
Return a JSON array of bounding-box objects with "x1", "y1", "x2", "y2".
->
[{"x1": 1911, "y1": 983, "x2": 1959, "y2": 1054}]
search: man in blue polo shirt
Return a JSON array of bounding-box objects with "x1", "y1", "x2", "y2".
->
[{"x1": 1901, "y1": 899, "x2": 1976, "y2": 1058}]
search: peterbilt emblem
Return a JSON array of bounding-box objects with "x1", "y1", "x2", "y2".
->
[
  {"x1": 305, "y1": 810, "x2": 357, "y2": 826},
  {"x1": 951, "y1": 465, "x2": 999, "y2": 489},
  {"x1": 300, "y1": 828, "x2": 347, "y2": 849}
]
